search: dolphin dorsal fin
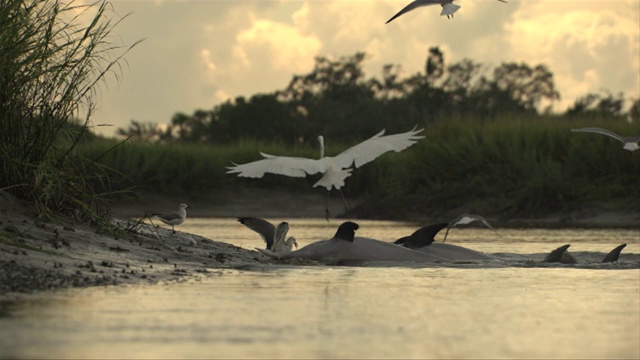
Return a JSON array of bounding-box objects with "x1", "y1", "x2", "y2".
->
[
  {"x1": 602, "y1": 244, "x2": 627, "y2": 263},
  {"x1": 401, "y1": 223, "x2": 448, "y2": 249},
  {"x1": 543, "y1": 244, "x2": 572, "y2": 263},
  {"x1": 334, "y1": 222, "x2": 359, "y2": 242}
]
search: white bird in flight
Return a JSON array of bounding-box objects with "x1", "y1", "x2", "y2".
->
[
  {"x1": 443, "y1": 214, "x2": 494, "y2": 243},
  {"x1": 227, "y1": 127, "x2": 425, "y2": 219},
  {"x1": 386, "y1": 0, "x2": 508, "y2": 23},
  {"x1": 238, "y1": 217, "x2": 298, "y2": 259},
  {"x1": 151, "y1": 203, "x2": 189, "y2": 234},
  {"x1": 570, "y1": 127, "x2": 640, "y2": 152}
]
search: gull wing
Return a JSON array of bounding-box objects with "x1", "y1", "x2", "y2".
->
[
  {"x1": 333, "y1": 127, "x2": 425, "y2": 169},
  {"x1": 271, "y1": 222, "x2": 290, "y2": 252},
  {"x1": 227, "y1": 153, "x2": 325, "y2": 179},
  {"x1": 570, "y1": 127, "x2": 625, "y2": 143},
  {"x1": 152, "y1": 212, "x2": 181, "y2": 222},
  {"x1": 238, "y1": 217, "x2": 276, "y2": 249},
  {"x1": 443, "y1": 214, "x2": 494, "y2": 243},
  {"x1": 440, "y1": 3, "x2": 461, "y2": 17},
  {"x1": 386, "y1": 0, "x2": 441, "y2": 24}
]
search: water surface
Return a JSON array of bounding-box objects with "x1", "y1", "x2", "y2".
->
[{"x1": 1, "y1": 219, "x2": 638, "y2": 359}]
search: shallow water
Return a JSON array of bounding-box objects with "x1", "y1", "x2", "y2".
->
[{"x1": 1, "y1": 219, "x2": 639, "y2": 359}]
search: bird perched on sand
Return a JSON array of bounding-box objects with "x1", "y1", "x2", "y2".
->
[
  {"x1": 238, "y1": 217, "x2": 298, "y2": 259},
  {"x1": 443, "y1": 214, "x2": 494, "y2": 243},
  {"x1": 151, "y1": 203, "x2": 189, "y2": 234},
  {"x1": 570, "y1": 127, "x2": 639, "y2": 152},
  {"x1": 227, "y1": 127, "x2": 425, "y2": 219},
  {"x1": 386, "y1": 0, "x2": 507, "y2": 23}
]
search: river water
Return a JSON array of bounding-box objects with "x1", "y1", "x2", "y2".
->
[{"x1": 1, "y1": 218, "x2": 639, "y2": 359}]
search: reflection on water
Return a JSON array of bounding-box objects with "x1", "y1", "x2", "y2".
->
[{"x1": 1, "y1": 219, "x2": 639, "y2": 359}]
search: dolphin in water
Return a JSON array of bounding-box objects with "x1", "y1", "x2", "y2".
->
[
  {"x1": 287, "y1": 222, "x2": 446, "y2": 263},
  {"x1": 543, "y1": 243, "x2": 628, "y2": 264},
  {"x1": 395, "y1": 222, "x2": 496, "y2": 261},
  {"x1": 602, "y1": 243, "x2": 627, "y2": 263}
]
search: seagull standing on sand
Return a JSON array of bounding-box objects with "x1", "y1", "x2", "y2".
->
[
  {"x1": 386, "y1": 0, "x2": 507, "y2": 23},
  {"x1": 443, "y1": 214, "x2": 494, "y2": 243},
  {"x1": 570, "y1": 127, "x2": 640, "y2": 152},
  {"x1": 152, "y1": 203, "x2": 189, "y2": 234},
  {"x1": 238, "y1": 217, "x2": 298, "y2": 259},
  {"x1": 227, "y1": 127, "x2": 425, "y2": 219}
]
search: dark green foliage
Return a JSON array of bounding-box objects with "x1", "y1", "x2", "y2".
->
[{"x1": 81, "y1": 117, "x2": 639, "y2": 219}]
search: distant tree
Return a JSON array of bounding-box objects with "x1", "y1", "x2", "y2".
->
[
  {"x1": 629, "y1": 98, "x2": 640, "y2": 122},
  {"x1": 442, "y1": 58, "x2": 484, "y2": 112},
  {"x1": 492, "y1": 63, "x2": 560, "y2": 112},
  {"x1": 565, "y1": 91, "x2": 626, "y2": 120},
  {"x1": 208, "y1": 94, "x2": 294, "y2": 144},
  {"x1": 425, "y1": 46, "x2": 445, "y2": 87},
  {"x1": 171, "y1": 110, "x2": 209, "y2": 142},
  {"x1": 116, "y1": 120, "x2": 171, "y2": 142},
  {"x1": 278, "y1": 52, "x2": 386, "y2": 141}
]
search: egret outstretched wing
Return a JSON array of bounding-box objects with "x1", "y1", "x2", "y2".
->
[
  {"x1": 227, "y1": 153, "x2": 325, "y2": 179},
  {"x1": 333, "y1": 127, "x2": 425, "y2": 169}
]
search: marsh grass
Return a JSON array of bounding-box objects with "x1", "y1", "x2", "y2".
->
[
  {"x1": 0, "y1": 0, "x2": 138, "y2": 226},
  {"x1": 80, "y1": 117, "x2": 639, "y2": 218}
]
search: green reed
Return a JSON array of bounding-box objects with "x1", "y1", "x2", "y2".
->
[
  {"x1": 0, "y1": 0, "x2": 138, "y2": 224},
  {"x1": 79, "y1": 117, "x2": 639, "y2": 219}
]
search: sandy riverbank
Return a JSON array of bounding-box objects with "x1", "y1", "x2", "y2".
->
[{"x1": 0, "y1": 190, "x2": 297, "y2": 300}]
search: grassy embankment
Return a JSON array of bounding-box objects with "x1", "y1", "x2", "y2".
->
[
  {"x1": 79, "y1": 117, "x2": 639, "y2": 220},
  {"x1": 0, "y1": 0, "x2": 137, "y2": 227}
]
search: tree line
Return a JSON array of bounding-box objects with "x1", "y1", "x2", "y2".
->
[{"x1": 116, "y1": 48, "x2": 639, "y2": 144}]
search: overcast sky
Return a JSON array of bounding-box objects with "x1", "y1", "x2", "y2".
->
[{"x1": 90, "y1": 0, "x2": 640, "y2": 136}]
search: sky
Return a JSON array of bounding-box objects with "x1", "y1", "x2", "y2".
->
[{"x1": 87, "y1": 0, "x2": 640, "y2": 136}]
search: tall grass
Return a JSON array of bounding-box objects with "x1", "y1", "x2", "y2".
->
[
  {"x1": 0, "y1": 0, "x2": 138, "y2": 223},
  {"x1": 356, "y1": 117, "x2": 639, "y2": 218},
  {"x1": 80, "y1": 117, "x2": 639, "y2": 219}
]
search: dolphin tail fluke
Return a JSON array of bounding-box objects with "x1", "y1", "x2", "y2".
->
[{"x1": 602, "y1": 244, "x2": 627, "y2": 263}]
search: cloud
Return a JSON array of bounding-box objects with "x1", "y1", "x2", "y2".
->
[
  {"x1": 232, "y1": 18, "x2": 322, "y2": 72},
  {"x1": 505, "y1": 2, "x2": 640, "y2": 109},
  {"x1": 90, "y1": 1, "x2": 639, "y2": 136}
]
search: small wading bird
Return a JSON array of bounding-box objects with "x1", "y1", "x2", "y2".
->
[
  {"x1": 151, "y1": 203, "x2": 189, "y2": 234},
  {"x1": 386, "y1": 0, "x2": 508, "y2": 23},
  {"x1": 570, "y1": 127, "x2": 640, "y2": 152},
  {"x1": 227, "y1": 127, "x2": 424, "y2": 220},
  {"x1": 237, "y1": 217, "x2": 298, "y2": 259}
]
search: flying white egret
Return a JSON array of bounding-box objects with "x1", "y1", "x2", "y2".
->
[
  {"x1": 386, "y1": 0, "x2": 507, "y2": 23},
  {"x1": 442, "y1": 214, "x2": 494, "y2": 243},
  {"x1": 570, "y1": 127, "x2": 640, "y2": 152},
  {"x1": 238, "y1": 217, "x2": 298, "y2": 259},
  {"x1": 151, "y1": 203, "x2": 189, "y2": 234},
  {"x1": 227, "y1": 127, "x2": 425, "y2": 219}
]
